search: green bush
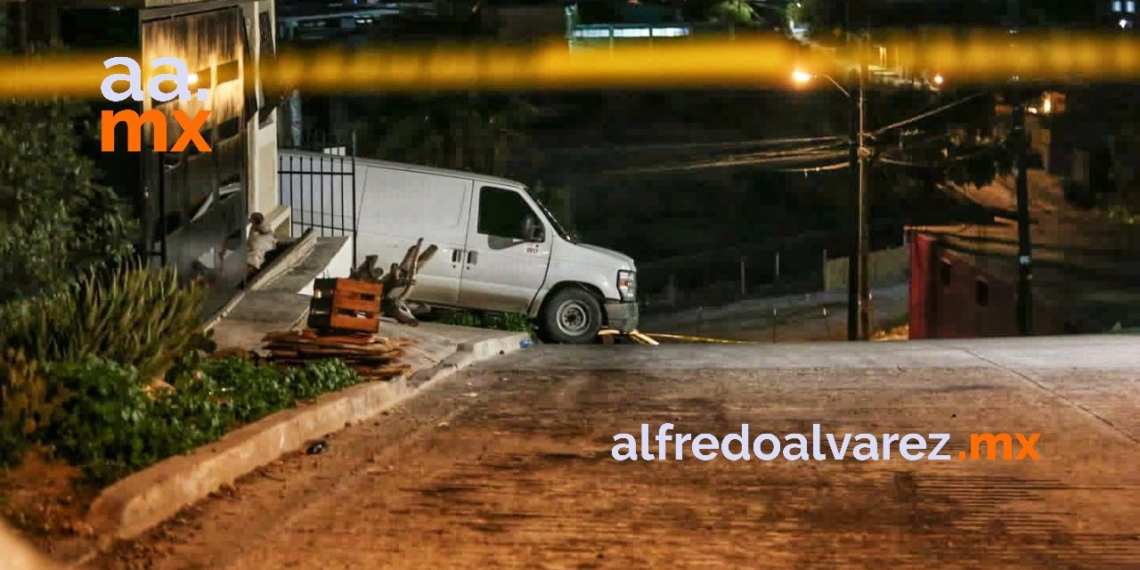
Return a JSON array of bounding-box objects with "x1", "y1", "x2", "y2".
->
[
  {"x1": 43, "y1": 358, "x2": 170, "y2": 484},
  {"x1": 285, "y1": 359, "x2": 362, "y2": 400},
  {"x1": 1, "y1": 350, "x2": 363, "y2": 484},
  {"x1": 195, "y1": 357, "x2": 295, "y2": 424},
  {"x1": 0, "y1": 261, "x2": 208, "y2": 380},
  {"x1": 0, "y1": 349, "x2": 69, "y2": 468},
  {"x1": 0, "y1": 98, "x2": 136, "y2": 305},
  {"x1": 435, "y1": 310, "x2": 534, "y2": 332}
]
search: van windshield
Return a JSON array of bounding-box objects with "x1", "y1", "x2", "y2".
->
[{"x1": 526, "y1": 188, "x2": 575, "y2": 242}]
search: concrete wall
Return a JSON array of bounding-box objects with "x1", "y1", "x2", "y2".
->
[
  {"x1": 911, "y1": 243, "x2": 1066, "y2": 339},
  {"x1": 246, "y1": 0, "x2": 288, "y2": 234}
]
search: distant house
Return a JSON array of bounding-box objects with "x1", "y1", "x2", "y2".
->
[
  {"x1": 565, "y1": 0, "x2": 733, "y2": 51},
  {"x1": 1011, "y1": 87, "x2": 1140, "y2": 210},
  {"x1": 906, "y1": 223, "x2": 1140, "y2": 339},
  {"x1": 1102, "y1": 0, "x2": 1138, "y2": 29}
]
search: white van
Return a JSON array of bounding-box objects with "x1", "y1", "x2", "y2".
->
[{"x1": 280, "y1": 150, "x2": 638, "y2": 344}]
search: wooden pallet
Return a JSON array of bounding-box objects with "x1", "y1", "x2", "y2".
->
[{"x1": 306, "y1": 278, "x2": 383, "y2": 334}]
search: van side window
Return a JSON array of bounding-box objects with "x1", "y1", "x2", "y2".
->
[{"x1": 478, "y1": 186, "x2": 532, "y2": 240}]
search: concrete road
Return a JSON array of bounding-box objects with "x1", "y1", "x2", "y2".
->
[{"x1": 92, "y1": 336, "x2": 1140, "y2": 570}]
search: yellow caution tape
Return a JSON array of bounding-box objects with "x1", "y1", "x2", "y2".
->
[
  {"x1": 639, "y1": 332, "x2": 758, "y2": 344},
  {"x1": 1, "y1": 32, "x2": 1140, "y2": 98}
]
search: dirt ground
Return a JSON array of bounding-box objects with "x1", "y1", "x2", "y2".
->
[
  {"x1": 0, "y1": 451, "x2": 101, "y2": 559},
  {"x1": 76, "y1": 344, "x2": 1140, "y2": 570}
]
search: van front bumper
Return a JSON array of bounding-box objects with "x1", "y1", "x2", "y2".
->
[{"x1": 604, "y1": 300, "x2": 639, "y2": 333}]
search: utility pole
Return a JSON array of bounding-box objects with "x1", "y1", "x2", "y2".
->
[
  {"x1": 846, "y1": 35, "x2": 869, "y2": 341},
  {"x1": 1013, "y1": 92, "x2": 1033, "y2": 335},
  {"x1": 1008, "y1": 0, "x2": 1032, "y2": 335},
  {"x1": 856, "y1": 38, "x2": 871, "y2": 340}
]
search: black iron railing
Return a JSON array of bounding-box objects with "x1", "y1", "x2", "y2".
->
[{"x1": 278, "y1": 145, "x2": 358, "y2": 267}]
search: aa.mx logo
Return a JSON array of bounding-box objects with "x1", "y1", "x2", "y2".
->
[{"x1": 100, "y1": 56, "x2": 212, "y2": 153}]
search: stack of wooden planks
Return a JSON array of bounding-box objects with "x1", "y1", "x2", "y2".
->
[{"x1": 262, "y1": 328, "x2": 416, "y2": 381}]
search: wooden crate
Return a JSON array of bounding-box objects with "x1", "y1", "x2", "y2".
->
[{"x1": 307, "y1": 278, "x2": 383, "y2": 333}]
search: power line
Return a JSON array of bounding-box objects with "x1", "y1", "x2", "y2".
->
[
  {"x1": 873, "y1": 92, "x2": 989, "y2": 135},
  {"x1": 877, "y1": 147, "x2": 999, "y2": 167},
  {"x1": 603, "y1": 149, "x2": 849, "y2": 175},
  {"x1": 544, "y1": 135, "x2": 847, "y2": 156},
  {"x1": 772, "y1": 162, "x2": 850, "y2": 173}
]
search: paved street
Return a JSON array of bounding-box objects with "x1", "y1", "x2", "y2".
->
[{"x1": 93, "y1": 336, "x2": 1140, "y2": 570}]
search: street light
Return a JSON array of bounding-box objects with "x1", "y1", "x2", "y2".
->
[
  {"x1": 792, "y1": 64, "x2": 870, "y2": 341},
  {"x1": 933, "y1": 73, "x2": 944, "y2": 86},
  {"x1": 791, "y1": 70, "x2": 851, "y2": 98}
]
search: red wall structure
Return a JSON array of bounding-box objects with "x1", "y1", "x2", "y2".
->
[{"x1": 907, "y1": 229, "x2": 1067, "y2": 339}]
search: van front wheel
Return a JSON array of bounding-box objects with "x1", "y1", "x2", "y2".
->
[{"x1": 540, "y1": 288, "x2": 603, "y2": 344}]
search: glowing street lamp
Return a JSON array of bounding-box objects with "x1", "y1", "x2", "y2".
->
[
  {"x1": 791, "y1": 69, "x2": 850, "y2": 98},
  {"x1": 933, "y1": 73, "x2": 944, "y2": 86}
]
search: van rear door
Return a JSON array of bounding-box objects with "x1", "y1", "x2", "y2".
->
[{"x1": 457, "y1": 185, "x2": 552, "y2": 312}]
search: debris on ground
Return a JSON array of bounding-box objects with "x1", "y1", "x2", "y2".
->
[
  {"x1": 305, "y1": 440, "x2": 328, "y2": 455},
  {"x1": 350, "y1": 238, "x2": 439, "y2": 327},
  {"x1": 597, "y1": 329, "x2": 660, "y2": 346},
  {"x1": 262, "y1": 329, "x2": 415, "y2": 381}
]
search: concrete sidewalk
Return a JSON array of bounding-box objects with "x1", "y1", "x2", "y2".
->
[{"x1": 209, "y1": 288, "x2": 529, "y2": 374}]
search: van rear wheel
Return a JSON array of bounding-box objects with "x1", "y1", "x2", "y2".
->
[{"x1": 540, "y1": 288, "x2": 603, "y2": 345}]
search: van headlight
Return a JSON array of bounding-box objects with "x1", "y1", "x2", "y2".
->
[{"x1": 617, "y1": 270, "x2": 636, "y2": 301}]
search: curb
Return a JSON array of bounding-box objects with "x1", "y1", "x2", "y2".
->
[{"x1": 80, "y1": 331, "x2": 531, "y2": 550}]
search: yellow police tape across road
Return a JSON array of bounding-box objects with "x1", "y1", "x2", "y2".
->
[
  {"x1": 642, "y1": 333, "x2": 759, "y2": 345},
  {"x1": 599, "y1": 329, "x2": 757, "y2": 345},
  {"x1": 2, "y1": 31, "x2": 1140, "y2": 98}
]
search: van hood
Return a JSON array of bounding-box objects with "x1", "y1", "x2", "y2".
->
[{"x1": 572, "y1": 242, "x2": 636, "y2": 270}]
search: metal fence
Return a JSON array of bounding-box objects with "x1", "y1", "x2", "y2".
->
[
  {"x1": 637, "y1": 230, "x2": 837, "y2": 311},
  {"x1": 636, "y1": 229, "x2": 920, "y2": 314},
  {"x1": 278, "y1": 142, "x2": 359, "y2": 267}
]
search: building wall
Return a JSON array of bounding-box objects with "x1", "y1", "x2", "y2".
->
[
  {"x1": 246, "y1": 0, "x2": 286, "y2": 233},
  {"x1": 140, "y1": 5, "x2": 252, "y2": 317},
  {"x1": 482, "y1": 6, "x2": 563, "y2": 42},
  {"x1": 908, "y1": 232, "x2": 1067, "y2": 339}
]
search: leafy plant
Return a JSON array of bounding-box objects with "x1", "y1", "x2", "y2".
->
[
  {"x1": 1, "y1": 348, "x2": 369, "y2": 483},
  {"x1": 0, "y1": 261, "x2": 208, "y2": 380},
  {"x1": 435, "y1": 310, "x2": 534, "y2": 332},
  {"x1": 42, "y1": 358, "x2": 160, "y2": 484},
  {"x1": 0, "y1": 349, "x2": 70, "y2": 468},
  {"x1": 481, "y1": 311, "x2": 534, "y2": 333},
  {"x1": 0, "y1": 98, "x2": 136, "y2": 305},
  {"x1": 195, "y1": 357, "x2": 294, "y2": 424},
  {"x1": 286, "y1": 359, "x2": 361, "y2": 401},
  {"x1": 1106, "y1": 205, "x2": 1138, "y2": 225}
]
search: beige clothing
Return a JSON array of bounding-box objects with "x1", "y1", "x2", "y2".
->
[{"x1": 247, "y1": 225, "x2": 278, "y2": 269}]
